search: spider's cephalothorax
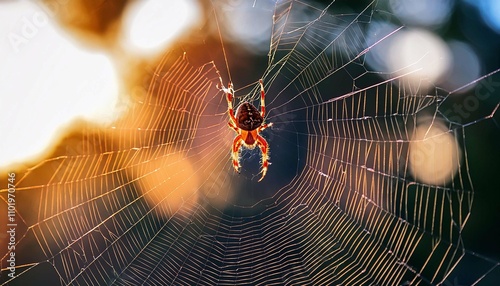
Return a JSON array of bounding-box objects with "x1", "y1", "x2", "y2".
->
[{"x1": 218, "y1": 77, "x2": 273, "y2": 182}]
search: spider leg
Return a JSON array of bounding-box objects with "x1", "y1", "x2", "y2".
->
[
  {"x1": 228, "y1": 121, "x2": 239, "y2": 133},
  {"x1": 226, "y1": 82, "x2": 237, "y2": 125},
  {"x1": 216, "y1": 71, "x2": 225, "y2": 90},
  {"x1": 217, "y1": 73, "x2": 238, "y2": 125},
  {"x1": 256, "y1": 135, "x2": 270, "y2": 182},
  {"x1": 232, "y1": 135, "x2": 243, "y2": 173},
  {"x1": 224, "y1": 82, "x2": 236, "y2": 123},
  {"x1": 259, "y1": 79, "x2": 266, "y2": 117},
  {"x1": 257, "y1": 122, "x2": 273, "y2": 133}
]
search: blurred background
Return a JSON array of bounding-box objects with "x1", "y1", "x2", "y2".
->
[{"x1": 1, "y1": 0, "x2": 499, "y2": 285}]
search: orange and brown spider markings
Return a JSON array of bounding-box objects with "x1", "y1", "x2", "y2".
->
[
  {"x1": 219, "y1": 78, "x2": 272, "y2": 182},
  {"x1": 235, "y1": 102, "x2": 263, "y2": 145}
]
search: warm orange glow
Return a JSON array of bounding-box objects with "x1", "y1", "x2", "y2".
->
[
  {"x1": 409, "y1": 120, "x2": 461, "y2": 185},
  {"x1": 136, "y1": 148, "x2": 199, "y2": 218}
]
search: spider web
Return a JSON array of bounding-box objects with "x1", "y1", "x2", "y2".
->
[{"x1": 2, "y1": 0, "x2": 500, "y2": 285}]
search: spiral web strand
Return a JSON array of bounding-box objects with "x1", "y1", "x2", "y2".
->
[{"x1": 2, "y1": 1, "x2": 499, "y2": 285}]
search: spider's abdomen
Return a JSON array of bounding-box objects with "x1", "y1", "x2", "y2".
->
[{"x1": 235, "y1": 102, "x2": 263, "y2": 131}]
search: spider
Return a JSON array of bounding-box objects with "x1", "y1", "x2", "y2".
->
[{"x1": 218, "y1": 76, "x2": 273, "y2": 182}]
